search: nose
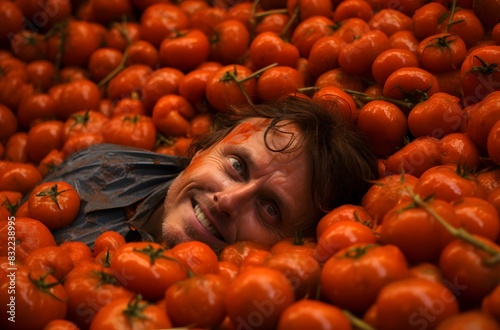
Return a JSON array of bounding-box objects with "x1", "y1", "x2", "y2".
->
[{"x1": 213, "y1": 182, "x2": 258, "y2": 218}]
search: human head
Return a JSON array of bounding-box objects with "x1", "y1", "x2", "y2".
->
[{"x1": 160, "y1": 96, "x2": 378, "y2": 249}]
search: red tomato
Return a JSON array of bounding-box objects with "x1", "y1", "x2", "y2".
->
[
  {"x1": 307, "y1": 35, "x2": 346, "y2": 78},
  {"x1": 369, "y1": 278, "x2": 459, "y2": 330},
  {"x1": 92, "y1": 230, "x2": 126, "y2": 257},
  {"x1": 462, "y1": 91, "x2": 500, "y2": 152},
  {"x1": 435, "y1": 310, "x2": 500, "y2": 330},
  {"x1": 205, "y1": 64, "x2": 257, "y2": 113},
  {"x1": 488, "y1": 120, "x2": 500, "y2": 165},
  {"x1": 482, "y1": 284, "x2": 500, "y2": 322},
  {"x1": 209, "y1": 19, "x2": 250, "y2": 65},
  {"x1": 372, "y1": 48, "x2": 420, "y2": 86},
  {"x1": 380, "y1": 198, "x2": 460, "y2": 263},
  {"x1": 361, "y1": 173, "x2": 419, "y2": 225},
  {"x1": 417, "y1": 33, "x2": 467, "y2": 72},
  {"x1": 384, "y1": 136, "x2": 441, "y2": 177},
  {"x1": 103, "y1": 114, "x2": 157, "y2": 150},
  {"x1": 26, "y1": 120, "x2": 64, "y2": 164},
  {"x1": 51, "y1": 79, "x2": 101, "y2": 120},
  {"x1": 219, "y1": 241, "x2": 270, "y2": 269},
  {"x1": 438, "y1": 133, "x2": 482, "y2": 170},
  {"x1": 89, "y1": 295, "x2": 172, "y2": 329},
  {"x1": 0, "y1": 104, "x2": 18, "y2": 144},
  {"x1": 438, "y1": 8, "x2": 485, "y2": 48},
  {"x1": 321, "y1": 243, "x2": 409, "y2": 314},
  {"x1": 249, "y1": 32, "x2": 300, "y2": 69},
  {"x1": 0, "y1": 2, "x2": 23, "y2": 41},
  {"x1": 0, "y1": 162, "x2": 42, "y2": 196},
  {"x1": 256, "y1": 66, "x2": 305, "y2": 102},
  {"x1": 439, "y1": 237, "x2": 500, "y2": 306},
  {"x1": 314, "y1": 220, "x2": 377, "y2": 263},
  {"x1": 338, "y1": 29, "x2": 391, "y2": 76},
  {"x1": 140, "y1": 67, "x2": 185, "y2": 113},
  {"x1": 159, "y1": 29, "x2": 210, "y2": 72},
  {"x1": 356, "y1": 100, "x2": 408, "y2": 158},
  {"x1": 460, "y1": 46, "x2": 500, "y2": 105},
  {"x1": 225, "y1": 266, "x2": 295, "y2": 330},
  {"x1": 0, "y1": 266, "x2": 67, "y2": 330},
  {"x1": 110, "y1": 242, "x2": 187, "y2": 301},
  {"x1": 408, "y1": 92, "x2": 463, "y2": 139},
  {"x1": 64, "y1": 263, "x2": 134, "y2": 329},
  {"x1": 152, "y1": 94, "x2": 196, "y2": 137},
  {"x1": 165, "y1": 273, "x2": 229, "y2": 328},
  {"x1": 452, "y1": 197, "x2": 500, "y2": 242},
  {"x1": 16, "y1": 93, "x2": 57, "y2": 130},
  {"x1": 262, "y1": 250, "x2": 321, "y2": 299},
  {"x1": 27, "y1": 181, "x2": 81, "y2": 231},
  {"x1": 24, "y1": 245, "x2": 74, "y2": 281},
  {"x1": 291, "y1": 16, "x2": 335, "y2": 58},
  {"x1": 139, "y1": 3, "x2": 190, "y2": 47},
  {"x1": 368, "y1": 9, "x2": 412, "y2": 37},
  {"x1": 312, "y1": 85, "x2": 358, "y2": 123},
  {"x1": 277, "y1": 299, "x2": 352, "y2": 330},
  {"x1": 169, "y1": 240, "x2": 219, "y2": 275},
  {"x1": 415, "y1": 164, "x2": 487, "y2": 202},
  {"x1": 383, "y1": 67, "x2": 440, "y2": 105}
]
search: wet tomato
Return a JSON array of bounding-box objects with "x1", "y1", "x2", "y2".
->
[
  {"x1": 159, "y1": 29, "x2": 210, "y2": 72},
  {"x1": 277, "y1": 299, "x2": 351, "y2": 330}
]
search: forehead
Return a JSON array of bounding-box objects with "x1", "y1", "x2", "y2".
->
[{"x1": 223, "y1": 117, "x2": 303, "y2": 153}]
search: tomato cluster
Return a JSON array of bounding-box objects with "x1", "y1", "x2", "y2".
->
[{"x1": 1, "y1": 0, "x2": 500, "y2": 328}]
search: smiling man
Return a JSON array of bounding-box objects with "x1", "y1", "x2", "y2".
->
[{"x1": 39, "y1": 96, "x2": 378, "y2": 249}]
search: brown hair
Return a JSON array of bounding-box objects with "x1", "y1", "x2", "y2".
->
[{"x1": 189, "y1": 96, "x2": 379, "y2": 225}]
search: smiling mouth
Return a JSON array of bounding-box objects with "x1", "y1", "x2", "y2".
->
[{"x1": 193, "y1": 200, "x2": 223, "y2": 240}]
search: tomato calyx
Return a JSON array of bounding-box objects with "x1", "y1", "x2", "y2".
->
[
  {"x1": 339, "y1": 244, "x2": 378, "y2": 259},
  {"x1": 132, "y1": 244, "x2": 177, "y2": 265},
  {"x1": 68, "y1": 109, "x2": 92, "y2": 131},
  {"x1": 28, "y1": 271, "x2": 67, "y2": 302},
  {"x1": 410, "y1": 191, "x2": 500, "y2": 266},
  {"x1": 35, "y1": 183, "x2": 72, "y2": 210},
  {"x1": 441, "y1": 0, "x2": 465, "y2": 33},
  {"x1": 468, "y1": 55, "x2": 499, "y2": 76},
  {"x1": 2, "y1": 198, "x2": 19, "y2": 216},
  {"x1": 123, "y1": 295, "x2": 151, "y2": 326},
  {"x1": 92, "y1": 269, "x2": 119, "y2": 287}
]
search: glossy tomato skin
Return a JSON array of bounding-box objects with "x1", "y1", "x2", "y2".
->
[
  {"x1": 209, "y1": 19, "x2": 250, "y2": 65},
  {"x1": 356, "y1": 100, "x2": 408, "y2": 158},
  {"x1": 380, "y1": 198, "x2": 460, "y2": 264},
  {"x1": 110, "y1": 242, "x2": 188, "y2": 302},
  {"x1": 451, "y1": 197, "x2": 500, "y2": 242},
  {"x1": 24, "y1": 245, "x2": 74, "y2": 282},
  {"x1": 417, "y1": 33, "x2": 467, "y2": 73},
  {"x1": 361, "y1": 173, "x2": 419, "y2": 225},
  {"x1": 435, "y1": 310, "x2": 500, "y2": 330},
  {"x1": 225, "y1": 266, "x2": 295, "y2": 330},
  {"x1": 384, "y1": 136, "x2": 441, "y2": 177},
  {"x1": 169, "y1": 240, "x2": 220, "y2": 275},
  {"x1": 0, "y1": 216, "x2": 56, "y2": 263},
  {"x1": 314, "y1": 220, "x2": 377, "y2": 263},
  {"x1": 64, "y1": 264, "x2": 134, "y2": 329},
  {"x1": 89, "y1": 295, "x2": 172, "y2": 330},
  {"x1": 460, "y1": 46, "x2": 500, "y2": 105},
  {"x1": 316, "y1": 204, "x2": 375, "y2": 238},
  {"x1": 250, "y1": 32, "x2": 300, "y2": 70},
  {"x1": 0, "y1": 266, "x2": 68, "y2": 330},
  {"x1": 27, "y1": 181, "x2": 81, "y2": 231},
  {"x1": 407, "y1": 92, "x2": 463, "y2": 139},
  {"x1": 439, "y1": 237, "x2": 500, "y2": 307},
  {"x1": 321, "y1": 243, "x2": 409, "y2": 315},
  {"x1": 205, "y1": 64, "x2": 257, "y2": 113},
  {"x1": 102, "y1": 114, "x2": 157, "y2": 150},
  {"x1": 165, "y1": 273, "x2": 229, "y2": 328},
  {"x1": 159, "y1": 29, "x2": 210, "y2": 72},
  {"x1": 487, "y1": 118, "x2": 500, "y2": 165},
  {"x1": 277, "y1": 299, "x2": 352, "y2": 330},
  {"x1": 414, "y1": 164, "x2": 487, "y2": 202},
  {"x1": 369, "y1": 278, "x2": 459, "y2": 330}
]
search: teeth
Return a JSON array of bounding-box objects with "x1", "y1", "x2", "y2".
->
[{"x1": 194, "y1": 204, "x2": 222, "y2": 239}]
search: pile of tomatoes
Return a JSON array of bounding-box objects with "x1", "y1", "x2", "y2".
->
[{"x1": 1, "y1": 0, "x2": 500, "y2": 329}]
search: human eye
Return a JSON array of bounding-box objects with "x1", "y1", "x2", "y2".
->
[
  {"x1": 261, "y1": 201, "x2": 280, "y2": 223},
  {"x1": 228, "y1": 156, "x2": 246, "y2": 178}
]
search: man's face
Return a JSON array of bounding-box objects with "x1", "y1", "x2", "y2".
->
[{"x1": 161, "y1": 118, "x2": 317, "y2": 250}]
